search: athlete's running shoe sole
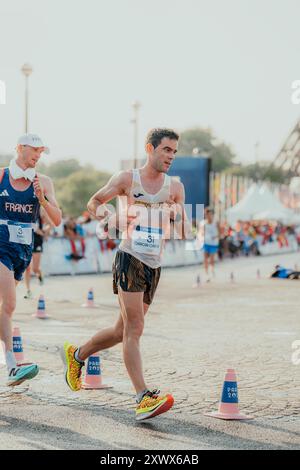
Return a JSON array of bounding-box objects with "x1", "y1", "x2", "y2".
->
[
  {"x1": 7, "y1": 364, "x2": 39, "y2": 387},
  {"x1": 136, "y1": 394, "x2": 174, "y2": 421}
]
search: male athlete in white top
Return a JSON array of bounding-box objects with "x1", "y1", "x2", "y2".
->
[
  {"x1": 61, "y1": 128, "x2": 191, "y2": 421},
  {"x1": 199, "y1": 207, "x2": 220, "y2": 281}
]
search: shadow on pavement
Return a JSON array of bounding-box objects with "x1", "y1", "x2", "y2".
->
[{"x1": 0, "y1": 413, "x2": 120, "y2": 450}]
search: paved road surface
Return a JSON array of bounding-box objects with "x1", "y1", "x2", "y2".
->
[{"x1": 0, "y1": 251, "x2": 299, "y2": 450}]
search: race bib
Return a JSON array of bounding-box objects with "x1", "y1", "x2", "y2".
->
[
  {"x1": 132, "y1": 225, "x2": 163, "y2": 255},
  {"x1": 7, "y1": 223, "x2": 33, "y2": 245}
]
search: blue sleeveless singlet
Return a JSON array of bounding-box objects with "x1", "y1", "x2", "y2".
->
[{"x1": 0, "y1": 168, "x2": 40, "y2": 280}]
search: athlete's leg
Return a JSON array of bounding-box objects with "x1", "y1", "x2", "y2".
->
[
  {"x1": 209, "y1": 253, "x2": 216, "y2": 276},
  {"x1": 0, "y1": 266, "x2": 39, "y2": 386},
  {"x1": 78, "y1": 313, "x2": 124, "y2": 360},
  {"x1": 204, "y1": 251, "x2": 209, "y2": 274},
  {"x1": 78, "y1": 301, "x2": 150, "y2": 360},
  {"x1": 32, "y1": 252, "x2": 43, "y2": 281},
  {"x1": 204, "y1": 251, "x2": 210, "y2": 281},
  {"x1": 0, "y1": 262, "x2": 16, "y2": 353},
  {"x1": 118, "y1": 288, "x2": 147, "y2": 394},
  {"x1": 24, "y1": 264, "x2": 31, "y2": 293}
]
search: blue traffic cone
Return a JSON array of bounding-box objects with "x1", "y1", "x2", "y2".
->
[
  {"x1": 13, "y1": 327, "x2": 25, "y2": 363},
  {"x1": 82, "y1": 354, "x2": 112, "y2": 389},
  {"x1": 82, "y1": 288, "x2": 99, "y2": 308},
  {"x1": 205, "y1": 369, "x2": 253, "y2": 420},
  {"x1": 33, "y1": 294, "x2": 49, "y2": 319},
  {"x1": 193, "y1": 274, "x2": 201, "y2": 288}
]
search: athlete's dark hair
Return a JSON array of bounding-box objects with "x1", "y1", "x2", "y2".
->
[
  {"x1": 205, "y1": 207, "x2": 214, "y2": 216},
  {"x1": 146, "y1": 128, "x2": 179, "y2": 149}
]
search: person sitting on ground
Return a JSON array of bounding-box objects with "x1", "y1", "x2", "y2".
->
[{"x1": 270, "y1": 265, "x2": 300, "y2": 279}]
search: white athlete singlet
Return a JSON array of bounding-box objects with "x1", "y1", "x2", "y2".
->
[
  {"x1": 119, "y1": 169, "x2": 171, "y2": 268},
  {"x1": 203, "y1": 221, "x2": 219, "y2": 246}
]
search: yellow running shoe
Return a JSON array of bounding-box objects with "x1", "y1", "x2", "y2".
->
[
  {"x1": 60, "y1": 341, "x2": 84, "y2": 391},
  {"x1": 136, "y1": 389, "x2": 174, "y2": 421}
]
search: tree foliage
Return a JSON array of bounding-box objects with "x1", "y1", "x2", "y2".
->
[
  {"x1": 43, "y1": 158, "x2": 82, "y2": 179},
  {"x1": 54, "y1": 169, "x2": 111, "y2": 216},
  {"x1": 0, "y1": 153, "x2": 13, "y2": 167},
  {"x1": 177, "y1": 127, "x2": 237, "y2": 171},
  {"x1": 226, "y1": 163, "x2": 289, "y2": 184}
]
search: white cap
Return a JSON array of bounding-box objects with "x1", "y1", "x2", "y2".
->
[{"x1": 17, "y1": 134, "x2": 50, "y2": 154}]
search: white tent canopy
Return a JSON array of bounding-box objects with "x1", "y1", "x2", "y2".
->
[{"x1": 226, "y1": 183, "x2": 295, "y2": 224}]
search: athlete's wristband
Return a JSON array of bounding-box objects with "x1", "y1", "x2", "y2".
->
[{"x1": 39, "y1": 198, "x2": 48, "y2": 207}]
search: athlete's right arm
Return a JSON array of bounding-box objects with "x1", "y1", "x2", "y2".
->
[
  {"x1": 0, "y1": 167, "x2": 5, "y2": 183},
  {"x1": 87, "y1": 171, "x2": 132, "y2": 223}
]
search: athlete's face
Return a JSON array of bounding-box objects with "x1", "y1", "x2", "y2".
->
[
  {"x1": 205, "y1": 210, "x2": 213, "y2": 222},
  {"x1": 18, "y1": 145, "x2": 45, "y2": 168},
  {"x1": 148, "y1": 138, "x2": 178, "y2": 173}
]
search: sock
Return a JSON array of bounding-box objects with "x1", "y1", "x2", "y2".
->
[
  {"x1": 74, "y1": 348, "x2": 84, "y2": 364},
  {"x1": 6, "y1": 350, "x2": 17, "y2": 373},
  {"x1": 136, "y1": 389, "x2": 149, "y2": 404}
]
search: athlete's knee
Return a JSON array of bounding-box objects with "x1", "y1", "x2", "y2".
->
[
  {"x1": 1, "y1": 298, "x2": 16, "y2": 315},
  {"x1": 124, "y1": 317, "x2": 144, "y2": 339}
]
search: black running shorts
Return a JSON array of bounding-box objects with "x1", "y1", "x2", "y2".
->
[
  {"x1": 33, "y1": 233, "x2": 43, "y2": 253},
  {"x1": 112, "y1": 250, "x2": 161, "y2": 305}
]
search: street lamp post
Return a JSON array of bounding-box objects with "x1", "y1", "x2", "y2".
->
[
  {"x1": 254, "y1": 141, "x2": 260, "y2": 181},
  {"x1": 254, "y1": 141, "x2": 260, "y2": 165},
  {"x1": 132, "y1": 100, "x2": 141, "y2": 168},
  {"x1": 21, "y1": 63, "x2": 33, "y2": 133}
]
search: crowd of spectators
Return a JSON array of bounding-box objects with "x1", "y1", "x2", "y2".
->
[
  {"x1": 217, "y1": 221, "x2": 300, "y2": 259},
  {"x1": 51, "y1": 211, "x2": 118, "y2": 260}
]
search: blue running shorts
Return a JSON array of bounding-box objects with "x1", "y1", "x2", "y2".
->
[
  {"x1": 0, "y1": 243, "x2": 33, "y2": 281},
  {"x1": 203, "y1": 244, "x2": 219, "y2": 255}
]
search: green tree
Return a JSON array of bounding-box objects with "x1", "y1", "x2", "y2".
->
[
  {"x1": 55, "y1": 169, "x2": 111, "y2": 216},
  {"x1": 226, "y1": 163, "x2": 289, "y2": 184},
  {"x1": 43, "y1": 158, "x2": 82, "y2": 179},
  {"x1": 0, "y1": 154, "x2": 13, "y2": 166},
  {"x1": 177, "y1": 127, "x2": 237, "y2": 171}
]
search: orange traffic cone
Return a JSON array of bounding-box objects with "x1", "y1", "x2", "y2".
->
[
  {"x1": 192, "y1": 274, "x2": 201, "y2": 288},
  {"x1": 81, "y1": 288, "x2": 99, "y2": 308},
  {"x1": 82, "y1": 354, "x2": 112, "y2": 389},
  {"x1": 33, "y1": 294, "x2": 49, "y2": 319},
  {"x1": 204, "y1": 369, "x2": 253, "y2": 420},
  {"x1": 257, "y1": 269, "x2": 261, "y2": 279},
  {"x1": 12, "y1": 327, "x2": 25, "y2": 364}
]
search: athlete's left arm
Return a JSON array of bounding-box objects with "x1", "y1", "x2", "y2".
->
[
  {"x1": 172, "y1": 181, "x2": 193, "y2": 240},
  {"x1": 34, "y1": 175, "x2": 62, "y2": 227}
]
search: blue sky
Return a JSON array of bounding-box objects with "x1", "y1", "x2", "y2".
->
[{"x1": 0, "y1": 0, "x2": 300, "y2": 173}]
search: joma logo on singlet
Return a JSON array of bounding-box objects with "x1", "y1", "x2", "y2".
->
[{"x1": 5, "y1": 202, "x2": 34, "y2": 214}]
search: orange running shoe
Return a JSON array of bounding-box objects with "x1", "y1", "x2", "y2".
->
[{"x1": 136, "y1": 389, "x2": 174, "y2": 421}]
